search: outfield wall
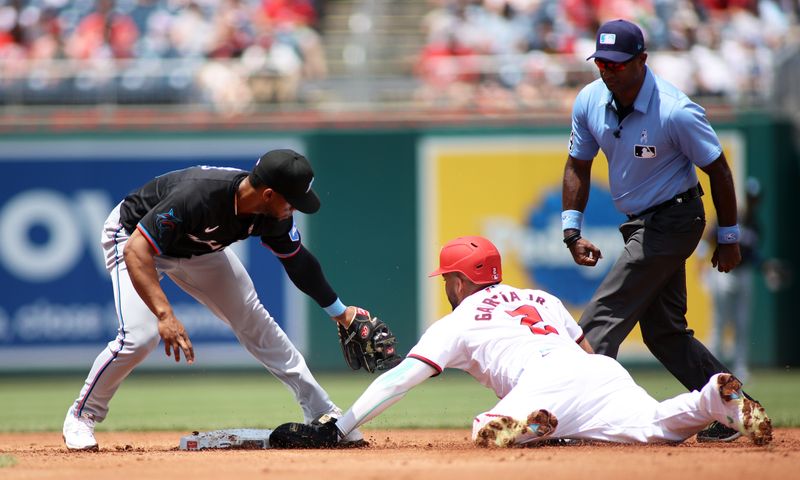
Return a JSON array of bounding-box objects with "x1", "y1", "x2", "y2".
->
[{"x1": 0, "y1": 115, "x2": 796, "y2": 371}]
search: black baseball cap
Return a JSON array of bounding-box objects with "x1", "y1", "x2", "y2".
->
[
  {"x1": 587, "y1": 19, "x2": 645, "y2": 63},
  {"x1": 252, "y1": 149, "x2": 320, "y2": 214}
]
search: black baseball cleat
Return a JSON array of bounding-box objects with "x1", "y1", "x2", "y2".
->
[
  {"x1": 698, "y1": 375, "x2": 743, "y2": 442},
  {"x1": 697, "y1": 421, "x2": 742, "y2": 443}
]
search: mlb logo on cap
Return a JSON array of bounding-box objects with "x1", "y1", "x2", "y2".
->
[
  {"x1": 587, "y1": 19, "x2": 646, "y2": 63},
  {"x1": 599, "y1": 33, "x2": 617, "y2": 45}
]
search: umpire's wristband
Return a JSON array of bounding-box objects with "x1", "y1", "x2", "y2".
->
[
  {"x1": 717, "y1": 225, "x2": 741, "y2": 244},
  {"x1": 561, "y1": 210, "x2": 584, "y2": 231}
]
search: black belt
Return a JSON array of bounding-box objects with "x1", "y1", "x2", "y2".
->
[{"x1": 627, "y1": 183, "x2": 703, "y2": 220}]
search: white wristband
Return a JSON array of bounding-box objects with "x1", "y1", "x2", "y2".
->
[
  {"x1": 717, "y1": 225, "x2": 740, "y2": 244},
  {"x1": 561, "y1": 210, "x2": 584, "y2": 231}
]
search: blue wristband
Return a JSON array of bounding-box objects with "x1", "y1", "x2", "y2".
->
[
  {"x1": 717, "y1": 225, "x2": 741, "y2": 244},
  {"x1": 324, "y1": 298, "x2": 347, "y2": 317},
  {"x1": 561, "y1": 210, "x2": 584, "y2": 231}
]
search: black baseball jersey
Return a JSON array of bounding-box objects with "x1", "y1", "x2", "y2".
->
[{"x1": 119, "y1": 166, "x2": 300, "y2": 259}]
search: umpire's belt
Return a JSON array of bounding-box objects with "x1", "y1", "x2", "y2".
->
[{"x1": 627, "y1": 183, "x2": 703, "y2": 220}]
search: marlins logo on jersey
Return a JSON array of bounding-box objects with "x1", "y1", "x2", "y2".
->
[{"x1": 155, "y1": 209, "x2": 181, "y2": 237}]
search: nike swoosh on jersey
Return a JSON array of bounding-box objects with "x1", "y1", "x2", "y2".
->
[{"x1": 204, "y1": 226, "x2": 220, "y2": 233}]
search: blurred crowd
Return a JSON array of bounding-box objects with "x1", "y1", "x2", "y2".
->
[
  {"x1": 0, "y1": 0, "x2": 326, "y2": 111},
  {"x1": 415, "y1": 0, "x2": 800, "y2": 109},
  {"x1": 1, "y1": 0, "x2": 798, "y2": 112}
]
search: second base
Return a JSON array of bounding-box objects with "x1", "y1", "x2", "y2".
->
[{"x1": 179, "y1": 428, "x2": 273, "y2": 450}]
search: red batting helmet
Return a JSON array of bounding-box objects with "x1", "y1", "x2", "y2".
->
[{"x1": 428, "y1": 236, "x2": 502, "y2": 285}]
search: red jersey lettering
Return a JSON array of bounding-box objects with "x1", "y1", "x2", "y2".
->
[{"x1": 506, "y1": 305, "x2": 558, "y2": 336}]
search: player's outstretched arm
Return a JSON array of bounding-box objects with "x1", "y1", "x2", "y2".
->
[
  {"x1": 270, "y1": 358, "x2": 435, "y2": 448},
  {"x1": 335, "y1": 358, "x2": 435, "y2": 435}
]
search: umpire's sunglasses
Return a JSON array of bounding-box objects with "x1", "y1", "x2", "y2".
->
[{"x1": 594, "y1": 56, "x2": 636, "y2": 72}]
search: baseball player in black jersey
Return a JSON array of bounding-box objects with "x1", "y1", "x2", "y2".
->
[{"x1": 62, "y1": 149, "x2": 367, "y2": 451}]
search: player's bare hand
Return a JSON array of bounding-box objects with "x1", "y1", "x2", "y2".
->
[
  {"x1": 711, "y1": 243, "x2": 741, "y2": 273},
  {"x1": 158, "y1": 315, "x2": 195, "y2": 364},
  {"x1": 569, "y1": 238, "x2": 603, "y2": 267}
]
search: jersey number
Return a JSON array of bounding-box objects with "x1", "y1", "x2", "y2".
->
[{"x1": 505, "y1": 305, "x2": 558, "y2": 336}]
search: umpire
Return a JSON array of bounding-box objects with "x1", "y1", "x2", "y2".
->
[{"x1": 561, "y1": 19, "x2": 743, "y2": 442}]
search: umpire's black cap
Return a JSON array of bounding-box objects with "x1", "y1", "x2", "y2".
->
[
  {"x1": 252, "y1": 149, "x2": 321, "y2": 214},
  {"x1": 587, "y1": 19, "x2": 645, "y2": 63}
]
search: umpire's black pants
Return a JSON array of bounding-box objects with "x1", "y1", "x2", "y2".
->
[{"x1": 578, "y1": 197, "x2": 731, "y2": 392}]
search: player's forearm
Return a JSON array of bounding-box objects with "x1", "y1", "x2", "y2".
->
[
  {"x1": 336, "y1": 359, "x2": 435, "y2": 436},
  {"x1": 124, "y1": 231, "x2": 173, "y2": 320}
]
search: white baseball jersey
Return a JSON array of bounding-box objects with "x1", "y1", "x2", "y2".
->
[
  {"x1": 335, "y1": 282, "x2": 743, "y2": 445},
  {"x1": 408, "y1": 284, "x2": 585, "y2": 398}
]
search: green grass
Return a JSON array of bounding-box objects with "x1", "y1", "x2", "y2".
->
[
  {"x1": 0, "y1": 455, "x2": 17, "y2": 468},
  {"x1": 1, "y1": 368, "x2": 798, "y2": 432}
]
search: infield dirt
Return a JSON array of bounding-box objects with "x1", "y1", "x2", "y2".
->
[{"x1": 1, "y1": 429, "x2": 798, "y2": 480}]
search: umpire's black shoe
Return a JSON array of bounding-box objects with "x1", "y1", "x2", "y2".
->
[{"x1": 696, "y1": 421, "x2": 742, "y2": 442}]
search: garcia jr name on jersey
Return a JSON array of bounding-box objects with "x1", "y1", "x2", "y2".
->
[{"x1": 409, "y1": 284, "x2": 585, "y2": 398}]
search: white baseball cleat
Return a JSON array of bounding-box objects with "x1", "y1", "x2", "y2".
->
[
  {"x1": 313, "y1": 408, "x2": 366, "y2": 447},
  {"x1": 63, "y1": 407, "x2": 99, "y2": 451},
  {"x1": 475, "y1": 409, "x2": 558, "y2": 448},
  {"x1": 716, "y1": 373, "x2": 773, "y2": 446}
]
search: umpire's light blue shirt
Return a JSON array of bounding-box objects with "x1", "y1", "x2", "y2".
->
[{"x1": 568, "y1": 66, "x2": 723, "y2": 216}]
